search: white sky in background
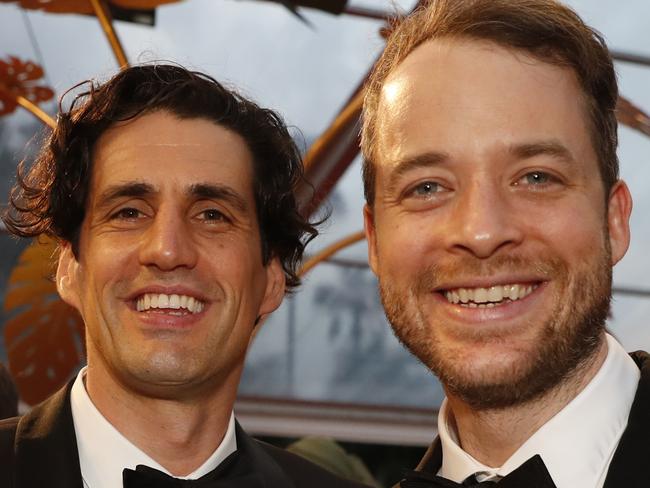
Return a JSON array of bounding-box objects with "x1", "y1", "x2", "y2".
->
[
  {"x1": 1, "y1": 0, "x2": 650, "y2": 404},
  {"x1": 1, "y1": 0, "x2": 413, "y2": 136}
]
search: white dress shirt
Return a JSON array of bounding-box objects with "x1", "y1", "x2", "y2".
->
[
  {"x1": 438, "y1": 334, "x2": 640, "y2": 488},
  {"x1": 70, "y1": 368, "x2": 237, "y2": 488}
]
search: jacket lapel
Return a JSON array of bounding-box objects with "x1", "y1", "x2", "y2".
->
[
  {"x1": 392, "y1": 437, "x2": 442, "y2": 488},
  {"x1": 603, "y1": 351, "x2": 650, "y2": 487},
  {"x1": 416, "y1": 437, "x2": 443, "y2": 473},
  {"x1": 234, "y1": 421, "x2": 295, "y2": 487},
  {"x1": 14, "y1": 381, "x2": 83, "y2": 488}
]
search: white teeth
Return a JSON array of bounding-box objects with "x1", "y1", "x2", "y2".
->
[
  {"x1": 135, "y1": 293, "x2": 205, "y2": 314},
  {"x1": 444, "y1": 284, "x2": 537, "y2": 307},
  {"x1": 474, "y1": 288, "x2": 488, "y2": 303},
  {"x1": 487, "y1": 286, "x2": 503, "y2": 302},
  {"x1": 459, "y1": 288, "x2": 469, "y2": 303}
]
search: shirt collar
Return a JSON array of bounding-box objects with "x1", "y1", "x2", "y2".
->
[
  {"x1": 70, "y1": 367, "x2": 237, "y2": 488},
  {"x1": 439, "y1": 333, "x2": 640, "y2": 487}
]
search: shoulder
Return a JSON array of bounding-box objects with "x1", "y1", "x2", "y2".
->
[
  {"x1": 0, "y1": 415, "x2": 19, "y2": 458},
  {"x1": 0, "y1": 415, "x2": 20, "y2": 484},
  {"x1": 255, "y1": 439, "x2": 372, "y2": 488},
  {"x1": 0, "y1": 414, "x2": 19, "y2": 438},
  {"x1": 629, "y1": 350, "x2": 650, "y2": 370}
]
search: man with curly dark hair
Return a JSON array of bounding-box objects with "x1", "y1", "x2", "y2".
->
[{"x1": 0, "y1": 64, "x2": 370, "y2": 488}]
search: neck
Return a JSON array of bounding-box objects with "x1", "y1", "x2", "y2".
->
[
  {"x1": 85, "y1": 359, "x2": 240, "y2": 476},
  {"x1": 445, "y1": 337, "x2": 608, "y2": 467}
]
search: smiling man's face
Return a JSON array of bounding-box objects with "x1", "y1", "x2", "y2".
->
[
  {"x1": 57, "y1": 110, "x2": 284, "y2": 399},
  {"x1": 364, "y1": 39, "x2": 632, "y2": 409}
]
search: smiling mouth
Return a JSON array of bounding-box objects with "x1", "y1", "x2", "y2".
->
[
  {"x1": 443, "y1": 283, "x2": 539, "y2": 308},
  {"x1": 135, "y1": 293, "x2": 205, "y2": 314}
]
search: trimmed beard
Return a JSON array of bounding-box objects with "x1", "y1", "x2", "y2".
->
[{"x1": 379, "y1": 248, "x2": 611, "y2": 411}]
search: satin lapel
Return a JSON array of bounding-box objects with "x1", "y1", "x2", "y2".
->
[
  {"x1": 14, "y1": 381, "x2": 83, "y2": 488},
  {"x1": 416, "y1": 437, "x2": 443, "y2": 473},
  {"x1": 603, "y1": 351, "x2": 650, "y2": 488},
  {"x1": 393, "y1": 437, "x2": 443, "y2": 488},
  {"x1": 234, "y1": 421, "x2": 295, "y2": 487}
]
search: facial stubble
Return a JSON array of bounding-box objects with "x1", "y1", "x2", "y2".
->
[{"x1": 379, "y1": 250, "x2": 612, "y2": 411}]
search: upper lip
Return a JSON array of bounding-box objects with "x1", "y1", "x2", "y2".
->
[
  {"x1": 125, "y1": 285, "x2": 209, "y2": 302},
  {"x1": 434, "y1": 275, "x2": 546, "y2": 292}
]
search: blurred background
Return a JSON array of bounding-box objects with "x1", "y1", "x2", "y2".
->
[{"x1": 1, "y1": 0, "x2": 650, "y2": 485}]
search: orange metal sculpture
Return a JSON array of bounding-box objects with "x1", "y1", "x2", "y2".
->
[
  {"x1": 0, "y1": 56, "x2": 55, "y2": 128},
  {"x1": 0, "y1": 0, "x2": 180, "y2": 14},
  {"x1": 3, "y1": 237, "x2": 85, "y2": 405},
  {"x1": 0, "y1": 0, "x2": 182, "y2": 68},
  {"x1": 617, "y1": 95, "x2": 650, "y2": 137}
]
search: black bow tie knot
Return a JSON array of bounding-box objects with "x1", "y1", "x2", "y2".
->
[
  {"x1": 401, "y1": 454, "x2": 557, "y2": 488},
  {"x1": 122, "y1": 451, "x2": 264, "y2": 488}
]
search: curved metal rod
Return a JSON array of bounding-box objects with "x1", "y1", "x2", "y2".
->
[
  {"x1": 303, "y1": 90, "x2": 363, "y2": 172},
  {"x1": 89, "y1": 0, "x2": 130, "y2": 68},
  {"x1": 15, "y1": 94, "x2": 56, "y2": 129},
  {"x1": 611, "y1": 50, "x2": 650, "y2": 68},
  {"x1": 299, "y1": 230, "x2": 366, "y2": 277}
]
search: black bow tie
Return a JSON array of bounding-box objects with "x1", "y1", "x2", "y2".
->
[
  {"x1": 122, "y1": 451, "x2": 264, "y2": 488},
  {"x1": 401, "y1": 454, "x2": 557, "y2": 488}
]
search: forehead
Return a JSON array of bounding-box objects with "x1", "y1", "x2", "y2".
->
[
  {"x1": 375, "y1": 38, "x2": 596, "y2": 171},
  {"x1": 90, "y1": 111, "x2": 254, "y2": 198}
]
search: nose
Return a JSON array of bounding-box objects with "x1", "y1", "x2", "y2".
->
[
  {"x1": 446, "y1": 178, "x2": 524, "y2": 258},
  {"x1": 138, "y1": 208, "x2": 199, "y2": 271}
]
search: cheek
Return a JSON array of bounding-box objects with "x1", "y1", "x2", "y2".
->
[
  {"x1": 528, "y1": 201, "x2": 606, "y2": 258},
  {"x1": 376, "y1": 217, "x2": 440, "y2": 274},
  {"x1": 201, "y1": 244, "x2": 265, "y2": 289},
  {"x1": 83, "y1": 239, "x2": 140, "y2": 297}
]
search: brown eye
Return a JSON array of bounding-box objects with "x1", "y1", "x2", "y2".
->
[
  {"x1": 202, "y1": 209, "x2": 226, "y2": 221},
  {"x1": 113, "y1": 208, "x2": 141, "y2": 220}
]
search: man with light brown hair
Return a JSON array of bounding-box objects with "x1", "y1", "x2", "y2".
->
[{"x1": 362, "y1": 1, "x2": 644, "y2": 486}]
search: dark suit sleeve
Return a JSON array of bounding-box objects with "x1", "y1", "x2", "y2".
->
[{"x1": 0, "y1": 416, "x2": 19, "y2": 487}]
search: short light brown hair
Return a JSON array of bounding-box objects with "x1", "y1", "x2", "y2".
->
[{"x1": 361, "y1": 0, "x2": 619, "y2": 204}]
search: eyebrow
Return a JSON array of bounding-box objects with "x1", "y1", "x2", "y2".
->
[
  {"x1": 510, "y1": 141, "x2": 576, "y2": 164},
  {"x1": 188, "y1": 183, "x2": 249, "y2": 213},
  {"x1": 95, "y1": 182, "x2": 249, "y2": 213},
  {"x1": 386, "y1": 151, "x2": 449, "y2": 195},
  {"x1": 96, "y1": 182, "x2": 154, "y2": 208}
]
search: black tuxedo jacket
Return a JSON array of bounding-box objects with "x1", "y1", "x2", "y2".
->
[
  {"x1": 0, "y1": 382, "x2": 371, "y2": 488},
  {"x1": 397, "y1": 351, "x2": 650, "y2": 488}
]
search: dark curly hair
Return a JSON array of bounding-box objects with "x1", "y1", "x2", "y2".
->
[{"x1": 2, "y1": 64, "x2": 316, "y2": 291}]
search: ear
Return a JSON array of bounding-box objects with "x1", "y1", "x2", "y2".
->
[
  {"x1": 364, "y1": 204, "x2": 379, "y2": 275},
  {"x1": 607, "y1": 180, "x2": 632, "y2": 265},
  {"x1": 56, "y1": 243, "x2": 82, "y2": 311},
  {"x1": 258, "y1": 257, "x2": 286, "y2": 317}
]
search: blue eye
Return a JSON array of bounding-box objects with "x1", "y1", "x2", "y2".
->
[
  {"x1": 413, "y1": 181, "x2": 440, "y2": 196},
  {"x1": 525, "y1": 172, "x2": 551, "y2": 185}
]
